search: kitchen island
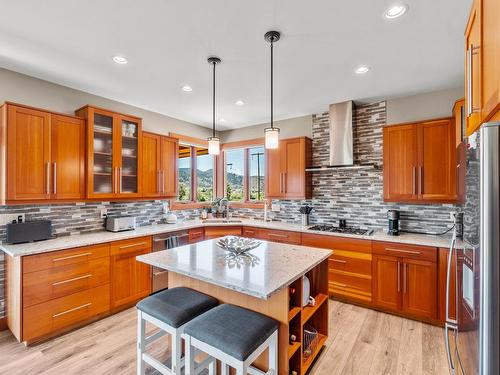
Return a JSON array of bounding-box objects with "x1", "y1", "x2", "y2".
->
[{"x1": 137, "y1": 238, "x2": 332, "y2": 375}]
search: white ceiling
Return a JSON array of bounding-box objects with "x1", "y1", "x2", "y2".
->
[{"x1": 0, "y1": 0, "x2": 471, "y2": 130}]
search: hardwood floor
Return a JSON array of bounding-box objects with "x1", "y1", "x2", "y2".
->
[{"x1": 0, "y1": 300, "x2": 449, "y2": 375}]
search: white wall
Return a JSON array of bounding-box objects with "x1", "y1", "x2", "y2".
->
[
  {"x1": 0, "y1": 68, "x2": 212, "y2": 138},
  {"x1": 386, "y1": 87, "x2": 464, "y2": 124},
  {"x1": 220, "y1": 115, "x2": 313, "y2": 143}
]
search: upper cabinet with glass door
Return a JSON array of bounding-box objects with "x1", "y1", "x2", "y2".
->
[{"x1": 75, "y1": 106, "x2": 142, "y2": 198}]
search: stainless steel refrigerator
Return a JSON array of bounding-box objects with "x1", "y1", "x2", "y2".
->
[{"x1": 445, "y1": 122, "x2": 500, "y2": 375}]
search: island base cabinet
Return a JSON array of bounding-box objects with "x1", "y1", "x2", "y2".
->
[
  {"x1": 110, "y1": 237, "x2": 152, "y2": 309},
  {"x1": 23, "y1": 285, "x2": 110, "y2": 342}
]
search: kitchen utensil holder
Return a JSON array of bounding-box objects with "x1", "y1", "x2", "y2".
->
[{"x1": 301, "y1": 214, "x2": 309, "y2": 226}]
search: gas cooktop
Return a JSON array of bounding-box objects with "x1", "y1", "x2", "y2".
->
[{"x1": 308, "y1": 225, "x2": 374, "y2": 236}]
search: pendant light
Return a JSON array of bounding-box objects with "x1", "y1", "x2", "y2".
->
[
  {"x1": 264, "y1": 31, "x2": 281, "y2": 149},
  {"x1": 207, "y1": 56, "x2": 221, "y2": 155}
]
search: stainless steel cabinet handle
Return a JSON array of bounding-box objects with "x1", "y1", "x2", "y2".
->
[
  {"x1": 467, "y1": 45, "x2": 473, "y2": 116},
  {"x1": 268, "y1": 233, "x2": 288, "y2": 238},
  {"x1": 153, "y1": 234, "x2": 189, "y2": 242},
  {"x1": 419, "y1": 166, "x2": 423, "y2": 195},
  {"x1": 53, "y1": 302, "x2": 92, "y2": 318},
  {"x1": 397, "y1": 261, "x2": 401, "y2": 292},
  {"x1": 152, "y1": 270, "x2": 168, "y2": 277},
  {"x1": 445, "y1": 322, "x2": 458, "y2": 372},
  {"x1": 386, "y1": 248, "x2": 422, "y2": 256},
  {"x1": 52, "y1": 274, "x2": 92, "y2": 286},
  {"x1": 279, "y1": 173, "x2": 283, "y2": 193},
  {"x1": 53, "y1": 252, "x2": 92, "y2": 262},
  {"x1": 330, "y1": 259, "x2": 347, "y2": 264},
  {"x1": 446, "y1": 236, "x2": 458, "y2": 324},
  {"x1": 412, "y1": 166, "x2": 416, "y2": 195},
  {"x1": 332, "y1": 282, "x2": 348, "y2": 288},
  {"x1": 119, "y1": 167, "x2": 122, "y2": 193},
  {"x1": 283, "y1": 172, "x2": 287, "y2": 193},
  {"x1": 119, "y1": 242, "x2": 147, "y2": 249},
  {"x1": 403, "y1": 263, "x2": 408, "y2": 293},
  {"x1": 162, "y1": 171, "x2": 165, "y2": 193},
  {"x1": 157, "y1": 171, "x2": 160, "y2": 193},
  {"x1": 46, "y1": 162, "x2": 50, "y2": 195},
  {"x1": 53, "y1": 162, "x2": 57, "y2": 195}
]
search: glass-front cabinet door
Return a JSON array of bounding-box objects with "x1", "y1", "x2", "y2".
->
[
  {"x1": 118, "y1": 117, "x2": 142, "y2": 196},
  {"x1": 92, "y1": 112, "x2": 114, "y2": 196}
]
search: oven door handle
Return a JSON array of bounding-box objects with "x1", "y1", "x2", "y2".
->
[{"x1": 153, "y1": 234, "x2": 189, "y2": 242}]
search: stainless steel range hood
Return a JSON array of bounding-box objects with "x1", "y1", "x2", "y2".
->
[{"x1": 307, "y1": 101, "x2": 371, "y2": 171}]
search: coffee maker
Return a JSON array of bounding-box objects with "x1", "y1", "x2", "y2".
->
[{"x1": 387, "y1": 210, "x2": 400, "y2": 236}]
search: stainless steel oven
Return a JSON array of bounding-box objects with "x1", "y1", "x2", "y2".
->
[{"x1": 151, "y1": 230, "x2": 189, "y2": 293}]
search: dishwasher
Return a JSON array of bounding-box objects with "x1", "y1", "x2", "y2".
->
[{"x1": 151, "y1": 230, "x2": 189, "y2": 293}]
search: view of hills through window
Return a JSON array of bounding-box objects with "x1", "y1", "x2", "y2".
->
[
  {"x1": 249, "y1": 146, "x2": 265, "y2": 200},
  {"x1": 195, "y1": 148, "x2": 214, "y2": 202}
]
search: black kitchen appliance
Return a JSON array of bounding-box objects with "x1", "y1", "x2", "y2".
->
[
  {"x1": 387, "y1": 210, "x2": 400, "y2": 236},
  {"x1": 6, "y1": 220, "x2": 52, "y2": 244}
]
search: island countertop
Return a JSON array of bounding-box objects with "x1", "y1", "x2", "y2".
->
[{"x1": 137, "y1": 238, "x2": 332, "y2": 300}]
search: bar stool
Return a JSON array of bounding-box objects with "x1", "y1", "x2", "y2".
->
[
  {"x1": 136, "y1": 287, "x2": 218, "y2": 375},
  {"x1": 183, "y1": 304, "x2": 279, "y2": 375}
]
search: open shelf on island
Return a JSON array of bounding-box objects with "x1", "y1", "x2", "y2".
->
[
  {"x1": 288, "y1": 341, "x2": 301, "y2": 359},
  {"x1": 301, "y1": 333, "x2": 327, "y2": 374},
  {"x1": 301, "y1": 293, "x2": 328, "y2": 325},
  {"x1": 288, "y1": 306, "x2": 301, "y2": 321}
]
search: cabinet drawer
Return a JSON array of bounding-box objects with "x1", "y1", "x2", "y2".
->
[
  {"x1": 23, "y1": 243, "x2": 110, "y2": 274},
  {"x1": 23, "y1": 257, "x2": 110, "y2": 308},
  {"x1": 329, "y1": 272, "x2": 372, "y2": 303},
  {"x1": 372, "y1": 242, "x2": 437, "y2": 262},
  {"x1": 189, "y1": 228, "x2": 205, "y2": 243},
  {"x1": 110, "y1": 236, "x2": 152, "y2": 256},
  {"x1": 259, "y1": 229, "x2": 301, "y2": 244},
  {"x1": 204, "y1": 226, "x2": 242, "y2": 239},
  {"x1": 329, "y1": 250, "x2": 372, "y2": 276},
  {"x1": 242, "y1": 227, "x2": 260, "y2": 238},
  {"x1": 23, "y1": 284, "x2": 110, "y2": 342}
]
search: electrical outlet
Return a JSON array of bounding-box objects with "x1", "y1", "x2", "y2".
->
[
  {"x1": 100, "y1": 209, "x2": 108, "y2": 219},
  {"x1": 271, "y1": 203, "x2": 281, "y2": 212},
  {"x1": 450, "y1": 212, "x2": 456, "y2": 221},
  {"x1": 0, "y1": 213, "x2": 25, "y2": 225},
  {"x1": 162, "y1": 201, "x2": 169, "y2": 214}
]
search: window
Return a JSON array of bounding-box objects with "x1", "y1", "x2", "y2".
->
[
  {"x1": 177, "y1": 145, "x2": 214, "y2": 203},
  {"x1": 223, "y1": 145, "x2": 265, "y2": 202}
]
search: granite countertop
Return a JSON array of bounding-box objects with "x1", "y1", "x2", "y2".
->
[
  {"x1": 137, "y1": 238, "x2": 332, "y2": 300},
  {"x1": 0, "y1": 218, "x2": 459, "y2": 257}
]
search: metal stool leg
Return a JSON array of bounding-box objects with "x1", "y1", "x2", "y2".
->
[
  {"x1": 137, "y1": 310, "x2": 146, "y2": 375},
  {"x1": 267, "y1": 331, "x2": 278, "y2": 375}
]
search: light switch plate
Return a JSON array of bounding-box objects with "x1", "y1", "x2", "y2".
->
[
  {"x1": 271, "y1": 203, "x2": 281, "y2": 212},
  {"x1": 100, "y1": 209, "x2": 108, "y2": 219}
]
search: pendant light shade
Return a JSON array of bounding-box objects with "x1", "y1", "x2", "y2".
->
[
  {"x1": 264, "y1": 31, "x2": 281, "y2": 149},
  {"x1": 207, "y1": 56, "x2": 221, "y2": 155}
]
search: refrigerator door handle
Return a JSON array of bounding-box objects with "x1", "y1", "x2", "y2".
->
[
  {"x1": 446, "y1": 233, "x2": 458, "y2": 325},
  {"x1": 445, "y1": 322, "x2": 458, "y2": 374}
]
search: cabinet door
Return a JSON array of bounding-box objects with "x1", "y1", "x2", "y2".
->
[
  {"x1": 142, "y1": 132, "x2": 161, "y2": 197},
  {"x1": 418, "y1": 119, "x2": 456, "y2": 202},
  {"x1": 282, "y1": 138, "x2": 305, "y2": 198},
  {"x1": 465, "y1": 0, "x2": 482, "y2": 135},
  {"x1": 265, "y1": 145, "x2": 284, "y2": 198},
  {"x1": 161, "y1": 136, "x2": 178, "y2": 197},
  {"x1": 117, "y1": 116, "x2": 142, "y2": 197},
  {"x1": 87, "y1": 109, "x2": 116, "y2": 198},
  {"x1": 7, "y1": 105, "x2": 51, "y2": 200},
  {"x1": 372, "y1": 255, "x2": 401, "y2": 311},
  {"x1": 482, "y1": 0, "x2": 500, "y2": 121},
  {"x1": 51, "y1": 115, "x2": 85, "y2": 200},
  {"x1": 110, "y1": 248, "x2": 150, "y2": 309},
  {"x1": 383, "y1": 124, "x2": 418, "y2": 201},
  {"x1": 402, "y1": 258, "x2": 437, "y2": 320}
]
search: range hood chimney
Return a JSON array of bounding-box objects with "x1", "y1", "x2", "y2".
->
[
  {"x1": 307, "y1": 101, "x2": 373, "y2": 171},
  {"x1": 329, "y1": 101, "x2": 353, "y2": 166}
]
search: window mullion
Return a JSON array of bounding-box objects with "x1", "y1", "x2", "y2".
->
[{"x1": 191, "y1": 146, "x2": 197, "y2": 202}]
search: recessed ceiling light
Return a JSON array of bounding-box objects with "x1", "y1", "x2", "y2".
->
[
  {"x1": 181, "y1": 85, "x2": 193, "y2": 92},
  {"x1": 112, "y1": 56, "x2": 128, "y2": 64},
  {"x1": 235, "y1": 100, "x2": 245, "y2": 106},
  {"x1": 385, "y1": 4, "x2": 409, "y2": 19},
  {"x1": 355, "y1": 65, "x2": 370, "y2": 74}
]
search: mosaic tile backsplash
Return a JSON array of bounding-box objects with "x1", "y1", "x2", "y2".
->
[{"x1": 0, "y1": 100, "x2": 461, "y2": 318}]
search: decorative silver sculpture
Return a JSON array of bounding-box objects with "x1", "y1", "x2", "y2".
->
[{"x1": 216, "y1": 236, "x2": 261, "y2": 255}]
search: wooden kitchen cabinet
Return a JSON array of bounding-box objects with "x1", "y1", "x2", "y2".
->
[
  {"x1": 464, "y1": 0, "x2": 500, "y2": 136},
  {"x1": 372, "y1": 242, "x2": 438, "y2": 321},
  {"x1": 75, "y1": 105, "x2": 142, "y2": 199},
  {"x1": 188, "y1": 228, "x2": 205, "y2": 243},
  {"x1": 454, "y1": 99, "x2": 467, "y2": 204},
  {"x1": 110, "y1": 237, "x2": 152, "y2": 309},
  {"x1": 3, "y1": 103, "x2": 85, "y2": 202},
  {"x1": 142, "y1": 132, "x2": 178, "y2": 198},
  {"x1": 383, "y1": 118, "x2": 457, "y2": 203},
  {"x1": 265, "y1": 137, "x2": 312, "y2": 199},
  {"x1": 204, "y1": 226, "x2": 242, "y2": 239}
]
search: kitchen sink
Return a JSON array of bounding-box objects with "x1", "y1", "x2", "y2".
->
[{"x1": 203, "y1": 219, "x2": 243, "y2": 224}]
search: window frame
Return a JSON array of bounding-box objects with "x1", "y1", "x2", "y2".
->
[{"x1": 221, "y1": 139, "x2": 266, "y2": 207}]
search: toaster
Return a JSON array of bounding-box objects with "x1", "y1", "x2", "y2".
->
[{"x1": 106, "y1": 216, "x2": 136, "y2": 232}]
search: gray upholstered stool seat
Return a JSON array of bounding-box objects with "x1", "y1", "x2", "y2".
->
[
  {"x1": 136, "y1": 287, "x2": 218, "y2": 328},
  {"x1": 136, "y1": 287, "x2": 218, "y2": 375},
  {"x1": 184, "y1": 304, "x2": 279, "y2": 361}
]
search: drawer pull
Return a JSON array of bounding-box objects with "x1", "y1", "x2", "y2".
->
[
  {"x1": 386, "y1": 248, "x2": 422, "y2": 256},
  {"x1": 268, "y1": 233, "x2": 288, "y2": 238},
  {"x1": 52, "y1": 274, "x2": 92, "y2": 286},
  {"x1": 330, "y1": 259, "x2": 347, "y2": 264},
  {"x1": 119, "y1": 242, "x2": 147, "y2": 249},
  {"x1": 53, "y1": 253, "x2": 92, "y2": 262},
  {"x1": 244, "y1": 230, "x2": 255, "y2": 234},
  {"x1": 190, "y1": 232, "x2": 203, "y2": 236},
  {"x1": 153, "y1": 270, "x2": 168, "y2": 276},
  {"x1": 52, "y1": 302, "x2": 92, "y2": 318},
  {"x1": 332, "y1": 282, "x2": 348, "y2": 288}
]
